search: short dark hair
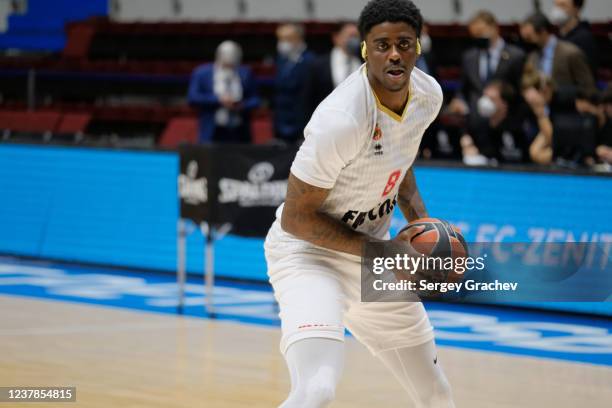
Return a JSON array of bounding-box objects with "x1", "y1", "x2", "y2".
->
[
  {"x1": 573, "y1": 0, "x2": 585, "y2": 10},
  {"x1": 523, "y1": 12, "x2": 553, "y2": 33},
  {"x1": 469, "y1": 10, "x2": 498, "y2": 27},
  {"x1": 358, "y1": 0, "x2": 423, "y2": 39}
]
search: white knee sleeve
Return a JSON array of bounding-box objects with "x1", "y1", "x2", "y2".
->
[
  {"x1": 280, "y1": 338, "x2": 345, "y2": 408},
  {"x1": 377, "y1": 340, "x2": 455, "y2": 408}
]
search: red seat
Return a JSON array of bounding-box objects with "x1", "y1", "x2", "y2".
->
[
  {"x1": 0, "y1": 110, "x2": 16, "y2": 129},
  {"x1": 159, "y1": 117, "x2": 199, "y2": 147},
  {"x1": 251, "y1": 110, "x2": 274, "y2": 145},
  {"x1": 56, "y1": 113, "x2": 92, "y2": 134},
  {"x1": 4, "y1": 111, "x2": 61, "y2": 133},
  {"x1": 63, "y1": 23, "x2": 96, "y2": 59}
]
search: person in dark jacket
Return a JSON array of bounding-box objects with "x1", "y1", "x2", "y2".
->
[
  {"x1": 449, "y1": 11, "x2": 526, "y2": 117},
  {"x1": 188, "y1": 41, "x2": 260, "y2": 143},
  {"x1": 414, "y1": 23, "x2": 437, "y2": 78},
  {"x1": 448, "y1": 10, "x2": 526, "y2": 164},
  {"x1": 548, "y1": 0, "x2": 598, "y2": 75},
  {"x1": 274, "y1": 23, "x2": 315, "y2": 143},
  {"x1": 303, "y1": 23, "x2": 361, "y2": 122},
  {"x1": 520, "y1": 12, "x2": 596, "y2": 107}
]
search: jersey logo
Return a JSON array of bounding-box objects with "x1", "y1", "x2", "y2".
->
[
  {"x1": 341, "y1": 194, "x2": 398, "y2": 230},
  {"x1": 373, "y1": 123, "x2": 382, "y2": 141},
  {"x1": 373, "y1": 123, "x2": 384, "y2": 156}
]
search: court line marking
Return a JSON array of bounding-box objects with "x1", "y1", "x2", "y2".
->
[{"x1": 0, "y1": 321, "x2": 199, "y2": 337}]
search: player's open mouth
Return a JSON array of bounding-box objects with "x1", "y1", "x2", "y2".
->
[{"x1": 386, "y1": 68, "x2": 406, "y2": 80}]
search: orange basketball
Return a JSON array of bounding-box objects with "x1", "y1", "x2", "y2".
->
[{"x1": 398, "y1": 217, "x2": 468, "y2": 282}]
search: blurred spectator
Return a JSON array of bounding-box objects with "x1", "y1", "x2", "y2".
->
[
  {"x1": 415, "y1": 23, "x2": 437, "y2": 77},
  {"x1": 416, "y1": 23, "x2": 444, "y2": 160},
  {"x1": 522, "y1": 65, "x2": 600, "y2": 167},
  {"x1": 520, "y1": 12, "x2": 595, "y2": 107},
  {"x1": 461, "y1": 80, "x2": 528, "y2": 164},
  {"x1": 522, "y1": 69, "x2": 556, "y2": 165},
  {"x1": 274, "y1": 23, "x2": 315, "y2": 143},
  {"x1": 549, "y1": 0, "x2": 598, "y2": 74},
  {"x1": 597, "y1": 89, "x2": 612, "y2": 165},
  {"x1": 579, "y1": 87, "x2": 612, "y2": 168},
  {"x1": 449, "y1": 11, "x2": 525, "y2": 116},
  {"x1": 303, "y1": 23, "x2": 361, "y2": 121},
  {"x1": 187, "y1": 41, "x2": 260, "y2": 144},
  {"x1": 449, "y1": 11, "x2": 526, "y2": 164}
]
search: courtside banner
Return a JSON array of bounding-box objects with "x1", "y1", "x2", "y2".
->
[
  {"x1": 212, "y1": 145, "x2": 298, "y2": 237},
  {"x1": 361, "y1": 241, "x2": 612, "y2": 302},
  {"x1": 178, "y1": 145, "x2": 211, "y2": 225}
]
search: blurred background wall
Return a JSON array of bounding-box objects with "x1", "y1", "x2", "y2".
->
[{"x1": 1, "y1": 0, "x2": 611, "y2": 51}]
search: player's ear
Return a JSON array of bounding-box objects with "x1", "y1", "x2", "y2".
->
[
  {"x1": 361, "y1": 41, "x2": 368, "y2": 60},
  {"x1": 416, "y1": 38, "x2": 422, "y2": 56}
]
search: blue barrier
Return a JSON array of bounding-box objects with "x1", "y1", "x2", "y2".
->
[{"x1": 0, "y1": 144, "x2": 610, "y2": 315}]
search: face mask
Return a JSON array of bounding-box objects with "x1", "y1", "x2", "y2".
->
[
  {"x1": 217, "y1": 52, "x2": 240, "y2": 67},
  {"x1": 477, "y1": 95, "x2": 497, "y2": 118},
  {"x1": 345, "y1": 37, "x2": 361, "y2": 58},
  {"x1": 277, "y1": 41, "x2": 293, "y2": 56},
  {"x1": 474, "y1": 37, "x2": 490, "y2": 50},
  {"x1": 549, "y1": 5, "x2": 571, "y2": 26},
  {"x1": 420, "y1": 35, "x2": 432, "y2": 54}
]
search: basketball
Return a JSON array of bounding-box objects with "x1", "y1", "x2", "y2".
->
[
  {"x1": 398, "y1": 218, "x2": 469, "y2": 282},
  {"x1": 399, "y1": 217, "x2": 467, "y2": 257}
]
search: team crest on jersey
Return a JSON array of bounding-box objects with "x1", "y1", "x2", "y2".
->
[
  {"x1": 373, "y1": 123, "x2": 384, "y2": 156},
  {"x1": 373, "y1": 124, "x2": 382, "y2": 141}
]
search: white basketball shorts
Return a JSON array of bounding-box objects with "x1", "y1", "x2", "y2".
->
[{"x1": 264, "y1": 220, "x2": 434, "y2": 355}]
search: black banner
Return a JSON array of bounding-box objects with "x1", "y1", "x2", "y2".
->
[
  {"x1": 178, "y1": 144, "x2": 298, "y2": 237},
  {"x1": 178, "y1": 145, "x2": 211, "y2": 225}
]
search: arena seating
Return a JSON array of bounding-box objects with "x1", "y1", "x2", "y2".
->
[
  {"x1": 0, "y1": 17, "x2": 610, "y2": 145},
  {"x1": 0, "y1": 110, "x2": 96, "y2": 141},
  {"x1": 159, "y1": 117, "x2": 198, "y2": 147},
  {"x1": 55, "y1": 113, "x2": 92, "y2": 135}
]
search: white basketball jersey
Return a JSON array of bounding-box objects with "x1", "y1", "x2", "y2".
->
[{"x1": 273, "y1": 64, "x2": 442, "y2": 248}]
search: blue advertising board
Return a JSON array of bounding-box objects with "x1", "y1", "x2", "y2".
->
[{"x1": 0, "y1": 144, "x2": 610, "y2": 315}]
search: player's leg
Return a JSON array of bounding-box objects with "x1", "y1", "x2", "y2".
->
[
  {"x1": 280, "y1": 337, "x2": 345, "y2": 408},
  {"x1": 345, "y1": 301, "x2": 455, "y2": 407},
  {"x1": 376, "y1": 340, "x2": 455, "y2": 408},
  {"x1": 269, "y1": 268, "x2": 346, "y2": 407},
  {"x1": 265, "y1": 233, "x2": 348, "y2": 407}
]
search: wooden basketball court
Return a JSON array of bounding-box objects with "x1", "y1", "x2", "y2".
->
[{"x1": 1, "y1": 294, "x2": 610, "y2": 407}]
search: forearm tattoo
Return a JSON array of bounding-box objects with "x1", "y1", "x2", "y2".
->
[{"x1": 283, "y1": 175, "x2": 366, "y2": 256}]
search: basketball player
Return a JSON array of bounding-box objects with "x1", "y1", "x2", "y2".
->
[{"x1": 264, "y1": 0, "x2": 454, "y2": 406}]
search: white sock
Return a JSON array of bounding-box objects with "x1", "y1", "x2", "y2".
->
[{"x1": 280, "y1": 338, "x2": 345, "y2": 408}]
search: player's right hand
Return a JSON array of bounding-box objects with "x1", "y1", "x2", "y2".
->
[{"x1": 388, "y1": 226, "x2": 426, "y2": 281}]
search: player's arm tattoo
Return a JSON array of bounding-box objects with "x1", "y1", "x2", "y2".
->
[
  {"x1": 397, "y1": 167, "x2": 428, "y2": 222},
  {"x1": 281, "y1": 173, "x2": 369, "y2": 257}
]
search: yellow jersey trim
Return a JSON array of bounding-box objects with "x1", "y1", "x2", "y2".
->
[
  {"x1": 372, "y1": 88, "x2": 412, "y2": 122},
  {"x1": 363, "y1": 66, "x2": 412, "y2": 122}
]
